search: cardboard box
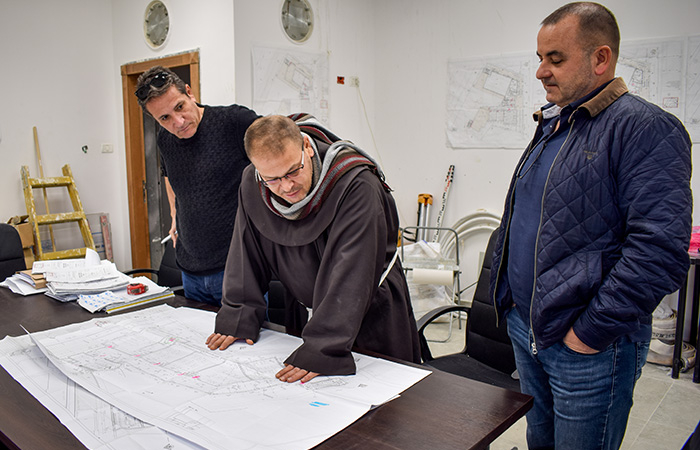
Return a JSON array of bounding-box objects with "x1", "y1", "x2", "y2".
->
[
  {"x1": 23, "y1": 248, "x2": 35, "y2": 268},
  {"x1": 14, "y1": 223, "x2": 33, "y2": 249}
]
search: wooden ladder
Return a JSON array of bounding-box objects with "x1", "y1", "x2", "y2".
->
[{"x1": 20, "y1": 164, "x2": 96, "y2": 260}]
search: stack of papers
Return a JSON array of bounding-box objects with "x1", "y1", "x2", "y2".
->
[
  {"x1": 46, "y1": 271, "x2": 132, "y2": 296},
  {"x1": 78, "y1": 276, "x2": 174, "y2": 313},
  {"x1": 0, "y1": 275, "x2": 47, "y2": 296},
  {"x1": 15, "y1": 270, "x2": 47, "y2": 289},
  {"x1": 36, "y1": 250, "x2": 131, "y2": 299},
  {"x1": 10, "y1": 249, "x2": 175, "y2": 313}
]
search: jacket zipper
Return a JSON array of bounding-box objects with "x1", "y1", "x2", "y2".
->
[
  {"x1": 493, "y1": 139, "x2": 536, "y2": 328},
  {"x1": 528, "y1": 116, "x2": 578, "y2": 354}
]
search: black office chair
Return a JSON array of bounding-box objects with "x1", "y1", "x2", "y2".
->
[
  {"x1": 266, "y1": 279, "x2": 308, "y2": 332},
  {"x1": 124, "y1": 241, "x2": 183, "y2": 294},
  {"x1": 417, "y1": 228, "x2": 520, "y2": 392},
  {"x1": 0, "y1": 224, "x2": 26, "y2": 280}
]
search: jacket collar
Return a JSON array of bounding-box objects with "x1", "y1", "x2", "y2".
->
[
  {"x1": 533, "y1": 77, "x2": 629, "y2": 124},
  {"x1": 579, "y1": 77, "x2": 628, "y2": 117}
]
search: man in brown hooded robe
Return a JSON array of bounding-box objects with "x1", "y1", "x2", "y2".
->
[{"x1": 206, "y1": 114, "x2": 420, "y2": 383}]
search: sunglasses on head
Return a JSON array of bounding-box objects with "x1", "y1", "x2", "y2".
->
[{"x1": 135, "y1": 72, "x2": 169, "y2": 101}]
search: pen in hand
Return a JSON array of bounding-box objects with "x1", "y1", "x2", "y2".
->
[{"x1": 161, "y1": 232, "x2": 176, "y2": 244}]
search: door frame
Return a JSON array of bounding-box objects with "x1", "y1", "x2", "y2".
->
[{"x1": 120, "y1": 51, "x2": 200, "y2": 269}]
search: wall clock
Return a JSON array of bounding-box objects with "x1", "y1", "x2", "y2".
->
[
  {"x1": 144, "y1": 1, "x2": 169, "y2": 48},
  {"x1": 281, "y1": 0, "x2": 313, "y2": 43}
]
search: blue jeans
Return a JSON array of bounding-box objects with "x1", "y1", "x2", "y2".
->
[
  {"x1": 181, "y1": 270, "x2": 224, "y2": 306},
  {"x1": 506, "y1": 307, "x2": 648, "y2": 450}
]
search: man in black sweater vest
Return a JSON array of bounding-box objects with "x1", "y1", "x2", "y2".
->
[{"x1": 135, "y1": 66, "x2": 259, "y2": 305}]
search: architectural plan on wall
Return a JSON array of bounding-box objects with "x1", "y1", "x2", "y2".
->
[
  {"x1": 18, "y1": 305, "x2": 429, "y2": 450},
  {"x1": 617, "y1": 38, "x2": 685, "y2": 119},
  {"x1": 447, "y1": 36, "x2": 700, "y2": 148},
  {"x1": 252, "y1": 46, "x2": 330, "y2": 125},
  {"x1": 0, "y1": 335, "x2": 203, "y2": 450},
  {"x1": 446, "y1": 54, "x2": 545, "y2": 149},
  {"x1": 685, "y1": 35, "x2": 700, "y2": 141}
]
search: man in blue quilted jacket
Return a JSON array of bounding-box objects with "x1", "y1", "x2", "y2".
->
[{"x1": 490, "y1": 3, "x2": 692, "y2": 449}]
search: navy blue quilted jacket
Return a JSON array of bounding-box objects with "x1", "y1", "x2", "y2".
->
[{"x1": 490, "y1": 77, "x2": 692, "y2": 351}]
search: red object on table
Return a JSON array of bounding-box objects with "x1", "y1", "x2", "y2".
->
[
  {"x1": 126, "y1": 283, "x2": 148, "y2": 295},
  {"x1": 689, "y1": 226, "x2": 700, "y2": 253}
]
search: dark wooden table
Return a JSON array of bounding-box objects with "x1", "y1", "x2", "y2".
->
[{"x1": 0, "y1": 289, "x2": 532, "y2": 450}]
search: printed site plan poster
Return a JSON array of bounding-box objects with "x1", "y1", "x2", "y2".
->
[
  {"x1": 447, "y1": 35, "x2": 700, "y2": 148},
  {"x1": 252, "y1": 46, "x2": 330, "y2": 125}
]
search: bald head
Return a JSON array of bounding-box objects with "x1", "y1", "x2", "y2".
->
[{"x1": 244, "y1": 115, "x2": 304, "y2": 159}]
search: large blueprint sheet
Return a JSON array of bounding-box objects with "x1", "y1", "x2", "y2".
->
[
  {"x1": 19, "y1": 305, "x2": 430, "y2": 450},
  {"x1": 0, "y1": 334, "x2": 203, "y2": 450}
]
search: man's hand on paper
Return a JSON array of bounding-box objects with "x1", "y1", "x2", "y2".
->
[
  {"x1": 205, "y1": 333, "x2": 254, "y2": 350},
  {"x1": 276, "y1": 364, "x2": 319, "y2": 383}
]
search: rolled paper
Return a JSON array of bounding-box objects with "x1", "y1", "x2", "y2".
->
[{"x1": 411, "y1": 268, "x2": 454, "y2": 286}]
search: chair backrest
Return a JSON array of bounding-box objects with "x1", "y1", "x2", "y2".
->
[
  {"x1": 267, "y1": 279, "x2": 308, "y2": 332},
  {"x1": 464, "y1": 228, "x2": 517, "y2": 375},
  {"x1": 0, "y1": 224, "x2": 26, "y2": 280},
  {"x1": 157, "y1": 241, "x2": 182, "y2": 288}
]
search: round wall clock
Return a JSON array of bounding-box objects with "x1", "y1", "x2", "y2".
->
[
  {"x1": 144, "y1": 1, "x2": 170, "y2": 48},
  {"x1": 280, "y1": 0, "x2": 313, "y2": 43}
]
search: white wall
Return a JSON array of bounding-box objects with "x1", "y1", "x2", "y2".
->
[
  {"x1": 1, "y1": 0, "x2": 698, "y2": 275},
  {"x1": 234, "y1": 0, "x2": 700, "y2": 289},
  {"x1": 0, "y1": 0, "x2": 123, "y2": 263},
  {"x1": 0, "y1": 0, "x2": 239, "y2": 271},
  {"x1": 372, "y1": 0, "x2": 700, "y2": 236},
  {"x1": 111, "y1": 0, "x2": 237, "y2": 105},
  {"x1": 233, "y1": 0, "x2": 700, "y2": 230},
  {"x1": 233, "y1": 0, "x2": 377, "y2": 161}
]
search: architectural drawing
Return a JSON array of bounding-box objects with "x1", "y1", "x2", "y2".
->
[
  {"x1": 446, "y1": 54, "x2": 544, "y2": 149},
  {"x1": 618, "y1": 38, "x2": 685, "y2": 119},
  {"x1": 23, "y1": 305, "x2": 429, "y2": 450},
  {"x1": 685, "y1": 35, "x2": 700, "y2": 141},
  {"x1": 447, "y1": 36, "x2": 700, "y2": 149},
  {"x1": 252, "y1": 46, "x2": 330, "y2": 125},
  {"x1": 0, "y1": 335, "x2": 202, "y2": 450}
]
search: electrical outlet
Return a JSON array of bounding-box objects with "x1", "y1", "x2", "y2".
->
[
  {"x1": 348, "y1": 76, "x2": 360, "y2": 87},
  {"x1": 101, "y1": 143, "x2": 114, "y2": 153}
]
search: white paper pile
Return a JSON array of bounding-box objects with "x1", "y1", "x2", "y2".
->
[
  {"x1": 78, "y1": 276, "x2": 173, "y2": 313},
  {"x1": 32, "y1": 249, "x2": 131, "y2": 300},
  {"x1": 21, "y1": 249, "x2": 173, "y2": 312},
  {"x1": 0, "y1": 275, "x2": 47, "y2": 296}
]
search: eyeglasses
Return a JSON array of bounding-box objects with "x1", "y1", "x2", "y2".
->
[
  {"x1": 135, "y1": 72, "x2": 169, "y2": 101},
  {"x1": 256, "y1": 146, "x2": 305, "y2": 187}
]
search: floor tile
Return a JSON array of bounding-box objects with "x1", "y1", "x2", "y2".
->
[
  {"x1": 648, "y1": 381, "x2": 700, "y2": 432},
  {"x1": 620, "y1": 416, "x2": 646, "y2": 449},
  {"x1": 629, "y1": 375, "x2": 671, "y2": 422},
  {"x1": 491, "y1": 416, "x2": 526, "y2": 450},
  {"x1": 630, "y1": 421, "x2": 693, "y2": 450}
]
